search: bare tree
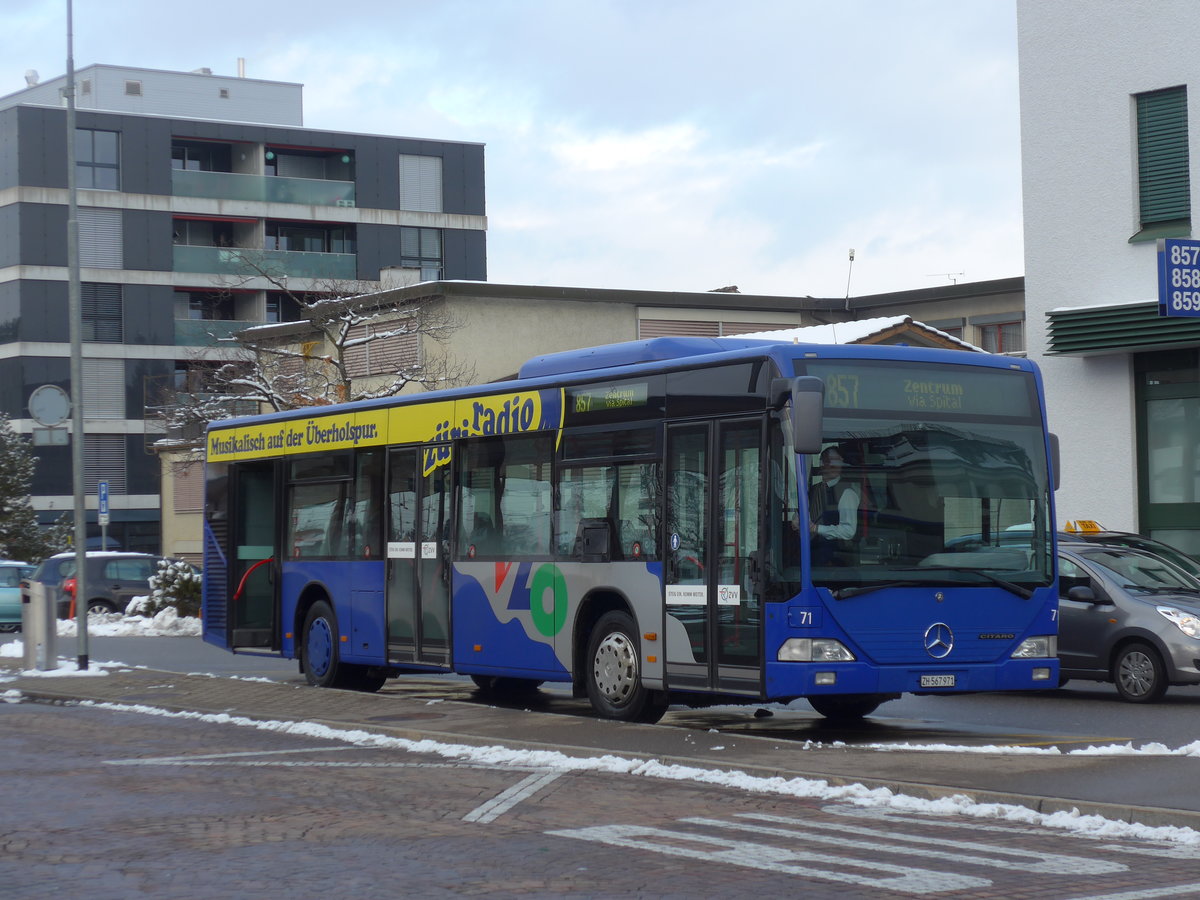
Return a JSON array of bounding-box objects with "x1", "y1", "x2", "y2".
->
[{"x1": 153, "y1": 256, "x2": 475, "y2": 446}]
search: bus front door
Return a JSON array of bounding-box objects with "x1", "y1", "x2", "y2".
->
[
  {"x1": 230, "y1": 460, "x2": 280, "y2": 649},
  {"x1": 386, "y1": 447, "x2": 451, "y2": 666},
  {"x1": 665, "y1": 419, "x2": 764, "y2": 697}
]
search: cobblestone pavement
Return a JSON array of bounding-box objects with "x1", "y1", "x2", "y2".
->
[{"x1": 2, "y1": 665, "x2": 1200, "y2": 898}]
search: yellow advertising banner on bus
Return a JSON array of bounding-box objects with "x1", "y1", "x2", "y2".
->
[{"x1": 206, "y1": 388, "x2": 564, "y2": 464}]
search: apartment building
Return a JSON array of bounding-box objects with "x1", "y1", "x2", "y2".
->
[
  {"x1": 1019, "y1": 2, "x2": 1200, "y2": 555},
  {"x1": 0, "y1": 64, "x2": 486, "y2": 552}
]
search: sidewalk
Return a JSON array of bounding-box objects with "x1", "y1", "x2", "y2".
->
[{"x1": 4, "y1": 661, "x2": 1198, "y2": 831}]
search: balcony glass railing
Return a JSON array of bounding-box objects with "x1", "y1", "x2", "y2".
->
[
  {"x1": 174, "y1": 319, "x2": 262, "y2": 347},
  {"x1": 173, "y1": 245, "x2": 358, "y2": 280},
  {"x1": 172, "y1": 169, "x2": 356, "y2": 207}
]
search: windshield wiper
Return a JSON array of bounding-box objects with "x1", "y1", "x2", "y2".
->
[{"x1": 830, "y1": 567, "x2": 1035, "y2": 600}]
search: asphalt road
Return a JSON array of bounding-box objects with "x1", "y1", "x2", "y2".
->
[{"x1": 75, "y1": 634, "x2": 1200, "y2": 751}]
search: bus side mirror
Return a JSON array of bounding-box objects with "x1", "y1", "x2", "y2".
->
[
  {"x1": 771, "y1": 376, "x2": 824, "y2": 455},
  {"x1": 1049, "y1": 432, "x2": 1060, "y2": 491}
]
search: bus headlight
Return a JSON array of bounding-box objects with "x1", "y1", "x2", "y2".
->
[
  {"x1": 1157, "y1": 606, "x2": 1200, "y2": 639},
  {"x1": 778, "y1": 638, "x2": 856, "y2": 662},
  {"x1": 1011, "y1": 635, "x2": 1056, "y2": 658}
]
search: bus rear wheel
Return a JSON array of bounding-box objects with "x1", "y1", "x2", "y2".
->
[
  {"x1": 585, "y1": 611, "x2": 667, "y2": 724},
  {"x1": 301, "y1": 600, "x2": 353, "y2": 689},
  {"x1": 808, "y1": 694, "x2": 885, "y2": 720}
]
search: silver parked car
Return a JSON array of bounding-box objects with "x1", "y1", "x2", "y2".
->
[{"x1": 1058, "y1": 545, "x2": 1200, "y2": 702}]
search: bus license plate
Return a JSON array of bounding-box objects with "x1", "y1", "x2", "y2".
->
[{"x1": 920, "y1": 674, "x2": 956, "y2": 688}]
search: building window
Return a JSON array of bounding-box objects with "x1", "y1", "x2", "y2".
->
[
  {"x1": 81, "y1": 359, "x2": 125, "y2": 419},
  {"x1": 171, "y1": 141, "x2": 232, "y2": 172},
  {"x1": 78, "y1": 208, "x2": 122, "y2": 268},
  {"x1": 978, "y1": 321, "x2": 1024, "y2": 354},
  {"x1": 399, "y1": 227, "x2": 442, "y2": 281},
  {"x1": 266, "y1": 222, "x2": 355, "y2": 254},
  {"x1": 399, "y1": 154, "x2": 443, "y2": 213},
  {"x1": 1135, "y1": 86, "x2": 1190, "y2": 238},
  {"x1": 84, "y1": 435, "x2": 126, "y2": 494},
  {"x1": 75, "y1": 128, "x2": 119, "y2": 190},
  {"x1": 174, "y1": 291, "x2": 235, "y2": 320},
  {"x1": 124, "y1": 80, "x2": 142, "y2": 97},
  {"x1": 173, "y1": 218, "x2": 234, "y2": 247},
  {"x1": 81, "y1": 283, "x2": 123, "y2": 342},
  {"x1": 265, "y1": 292, "x2": 302, "y2": 323}
]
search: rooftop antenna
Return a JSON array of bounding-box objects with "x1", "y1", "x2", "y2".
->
[
  {"x1": 926, "y1": 272, "x2": 964, "y2": 285},
  {"x1": 844, "y1": 248, "x2": 855, "y2": 311}
]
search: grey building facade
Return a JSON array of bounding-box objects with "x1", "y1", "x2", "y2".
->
[{"x1": 0, "y1": 65, "x2": 487, "y2": 551}]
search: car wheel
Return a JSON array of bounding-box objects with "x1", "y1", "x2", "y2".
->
[
  {"x1": 87, "y1": 600, "x2": 118, "y2": 617},
  {"x1": 1113, "y1": 642, "x2": 1167, "y2": 703},
  {"x1": 585, "y1": 611, "x2": 667, "y2": 723},
  {"x1": 808, "y1": 694, "x2": 885, "y2": 720},
  {"x1": 0, "y1": 623, "x2": 19, "y2": 633}
]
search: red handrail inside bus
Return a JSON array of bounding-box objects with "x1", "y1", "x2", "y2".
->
[{"x1": 232, "y1": 557, "x2": 274, "y2": 604}]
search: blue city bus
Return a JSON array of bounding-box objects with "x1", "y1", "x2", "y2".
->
[{"x1": 202, "y1": 336, "x2": 1059, "y2": 721}]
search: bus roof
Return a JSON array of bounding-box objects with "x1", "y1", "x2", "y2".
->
[{"x1": 205, "y1": 336, "x2": 1036, "y2": 434}]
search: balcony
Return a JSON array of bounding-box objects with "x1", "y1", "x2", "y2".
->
[
  {"x1": 174, "y1": 319, "x2": 264, "y2": 347},
  {"x1": 173, "y1": 169, "x2": 355, "y2": 207},
  {"x1": 173, "y1": 246, "x2": 358, "y2": 280}
]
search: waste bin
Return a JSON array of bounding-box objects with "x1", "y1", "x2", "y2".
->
[{"x1": 20, "y1": 579, "x2": 56, "y2": 671}]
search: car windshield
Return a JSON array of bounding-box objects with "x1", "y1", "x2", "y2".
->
[{"x1": 1077, "y1": 548, "x2": 1198, "y2": 592}]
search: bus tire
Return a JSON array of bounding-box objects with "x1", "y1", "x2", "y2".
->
[
  {"x1": 301, "y1": 600, "x2": 351, "y2": 689},
  {"x1": 585, "y1": 611, "x2": 667, "y2": 723},
  {"x1": 808, "y1": 694, "x2": 885, "y2": 720}
]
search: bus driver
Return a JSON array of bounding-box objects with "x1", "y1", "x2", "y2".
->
[{"x1": 809, "y1": 445, "x2": 859, "y2": 565}]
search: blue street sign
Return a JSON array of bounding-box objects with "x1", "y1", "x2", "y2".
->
[
  {"x1": 98, "y1": 480, "x2": 109, "y2": 516},
  {"x1": 1157, "y1": 238, "x2": 1200, "y2": 317}
]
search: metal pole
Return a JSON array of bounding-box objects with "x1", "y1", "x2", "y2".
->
[{"x1": 65, "y1": 0, "x2": 89, "y2": 670}]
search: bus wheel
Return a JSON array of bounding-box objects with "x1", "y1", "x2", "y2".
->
[
  {"x1": 301, "y1": 600, "x2": 347, "y2": 688},
  {"x1": 470, "y1": 675, "x2": 544, "y2": 697},
  {"x1": 808, "y1": 694, "x2": 884, "y2": 720},
  {"x1": 586, "y1": 611, "x2": 667, "y2": 724}
]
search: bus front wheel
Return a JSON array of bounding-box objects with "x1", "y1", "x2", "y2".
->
[
  {"x1": 808, "y1": 694, "x2": 885, "y2": 720},
  {"x1": 585, "y1": 611, "x2": 667, "y2": 724}
]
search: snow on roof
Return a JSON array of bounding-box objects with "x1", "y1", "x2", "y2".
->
[{"x1": 739, "y1": 315, "x2": 983, "y2": 351}]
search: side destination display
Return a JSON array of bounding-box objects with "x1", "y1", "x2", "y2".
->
[{"x1": 207, "y1": 389, "x2": 565, "y2": 468}]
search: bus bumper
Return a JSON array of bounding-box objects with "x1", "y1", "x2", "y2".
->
[{"x1": 765, "y1": 657, "x2": 1059, "y2": 698}]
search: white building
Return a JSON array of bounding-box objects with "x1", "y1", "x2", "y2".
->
[{"x1": 1018, "y1": 1, "x2": 1200, "y2": 556}]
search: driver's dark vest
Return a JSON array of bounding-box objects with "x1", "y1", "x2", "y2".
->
[{"x1": 812, "y1": 478, "x2": 854, "y2": 528}]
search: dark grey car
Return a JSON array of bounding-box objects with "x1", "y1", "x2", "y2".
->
[
  {"x1": 28, "y1": 552, "x2": 165, "y2": 618},
  {"x1": 1058, "y1": 546, "x2": 1200, "y2": 702}
]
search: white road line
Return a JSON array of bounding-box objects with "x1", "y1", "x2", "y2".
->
[
  {"x1": 715, "y1": 812, "x2": 1125, "y2": 875},
  {"x1": 547, "y1": 823, "x2": 992, "y2": 894},
  {"x1": 463, "y1": 770, "x2": 564, "y2": 824}
]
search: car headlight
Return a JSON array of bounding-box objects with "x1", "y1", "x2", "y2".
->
[
  {"x1": 777, "y1": 638, "x2": 856, "y2": 662},
  {"x1": 1156, "y1": 606, "x2": 1200, "y2": 639},
  {"x1": 1011, "y1": 635, "x2": 1057, "y2": 658}
]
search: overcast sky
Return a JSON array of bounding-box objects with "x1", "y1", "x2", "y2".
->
[{"x1": 1, "y1": 0, "x2": 1023, "y2": 298}]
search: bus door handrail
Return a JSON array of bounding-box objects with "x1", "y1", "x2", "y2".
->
[{"x1": 232, "y1": 557, "x2": 275, "y2": 604}]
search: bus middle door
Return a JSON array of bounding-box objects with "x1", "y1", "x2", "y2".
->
[
  {"x1": 386, "y1": 446, "x2": 451, "y2": 666},
  {"x1": 665, "y1": 418, "x2": 764, "y2": 697}
]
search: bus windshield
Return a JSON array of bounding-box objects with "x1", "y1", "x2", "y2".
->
[{"x1": 797, "y1": 359, "x2": 1054, "y2": 596}]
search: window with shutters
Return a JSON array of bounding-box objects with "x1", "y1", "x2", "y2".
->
[
  {"x1": 173, "y1": 462, "x2": 205, "y2": 513},
  {"x1": 344, "y1": 321, "x2": 420, "y2": 378},
  {"x1": 399, "y1": 155, "x2": 443, "y2": 213},
  {"x1": 81, "y1": 283, "x2": 123, "y2": 342},
  {"x1": 78, "y1": 208, "x2": 122, "y2": 268},
  {"x1": 81, "y1": 359, "x2": 125, "y2": 419},
  {"x1": 637, "y1": 319, "x2": 797, "y2": 339},
  {"x1": 399, "y1": 227, "x2": 442, "y2": 280},
  {"x1": 75, "y1": 128, "x2": 119, "y2": 190},
  {"x1": 84, "y1": 435, "x2": 126, "y2": 494},
  {"x1": 1134, "y1": 86, "x2": 1191, "y2": 241}
]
